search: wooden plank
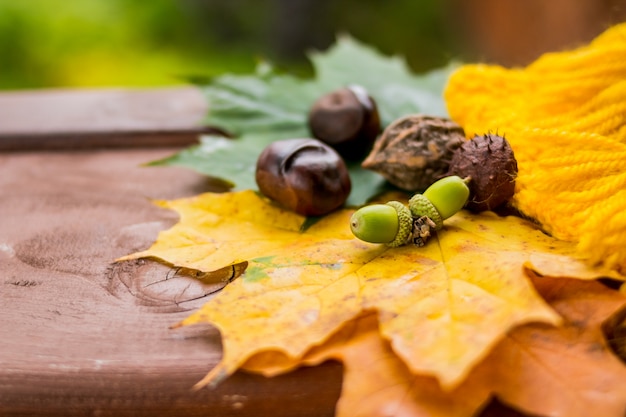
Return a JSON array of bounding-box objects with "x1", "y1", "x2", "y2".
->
[
  {"x1": 0, "y1": 148, "x2": 341, "y2": 416},
  {"x1": 0, "y1": 88, "x2": 222, "y2": 150}
]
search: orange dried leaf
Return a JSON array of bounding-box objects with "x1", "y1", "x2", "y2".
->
[
  {"x1": 473, "y1": 276, "x2": 626, "y2": 417},
  {"x1": 245, "y1": 278, "x2": 626, "y2": 417},
  {"x1": 245, "y1": 313, "x2": 491, "y2": 417},
  {"x1": 121, "y1": 190, "x2": 624, "y2": 390}
]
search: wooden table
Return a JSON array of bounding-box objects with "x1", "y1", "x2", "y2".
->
[
  {"x1": 0, "y1": 88, "x2": 342, "y2": 417},
  {"x1": 0, "y1": 87, "x2": 520, "y2": 417}
]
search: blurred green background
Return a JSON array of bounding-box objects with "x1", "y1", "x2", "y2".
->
[{"x1": 0, "y1": 0, "x2": 457, "y2": 90}]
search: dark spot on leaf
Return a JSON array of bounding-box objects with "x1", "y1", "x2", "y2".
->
[{"x1": 603, "y1": 305, "x2": 626, "y2": 364}]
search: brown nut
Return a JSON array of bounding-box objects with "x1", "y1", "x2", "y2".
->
[
  {"x1": 447, "y1": 134, "x2": 518, "y2": 212},
  {"x1": 255, "y1": 138, "x2": 352, "y2": 216},
  {"x1": 362, "y1": 114, "x2": 465, "y2": 191},
  {"x1": 308, "y1": 85, "x2": 381, "y2": 160}
]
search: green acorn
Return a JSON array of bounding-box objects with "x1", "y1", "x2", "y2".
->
[
  {"x1": 350, "y1": 176, "x2": 470, "y2": 246},
  {"x1": 409, "y1": 175, "x2": 470, "y2": 230},
  {"x1": 349, "y1": 201, "x2": 412, "y2": 247}
]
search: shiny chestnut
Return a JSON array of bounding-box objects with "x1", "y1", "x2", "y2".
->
[
  {"x1": 308, "y1": 85, "x2": 380, "y2": 160},
  {"x1": 255, "y1": 138, "x2": 351, "y2": 216}
]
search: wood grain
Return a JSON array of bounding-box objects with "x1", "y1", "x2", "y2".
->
[
  {"x1": 0, "y1": 148, "x2": 341, "y2": 416},
  {"x1": 0, "y1": 87, "x2": 222, "y2": 150}
]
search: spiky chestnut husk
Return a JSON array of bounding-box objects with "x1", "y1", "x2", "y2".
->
[
  {"x1": 447, "y1": 134, "x2": 517, "y2": 212},
  {"x1": 349, "y1": 201, "x2": 412, "y2": 247},
  {"x1": 362, "y1": 115, "x2": 465, "y2": 191}
]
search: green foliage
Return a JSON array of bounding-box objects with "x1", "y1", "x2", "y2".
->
[
  {"x1": 149, "y1": 37, "x2": 455, "y2": 206},
  {"x1": 0, "y1": 0, "x2": 254, "y2": 89},
  {"x1": 0, "y1": 0, "x2": 456, "y2": 89}
]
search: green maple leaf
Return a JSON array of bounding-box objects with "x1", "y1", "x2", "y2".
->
[{"x1": 149, "y1": 36, "x2": 456, "y2": 206}]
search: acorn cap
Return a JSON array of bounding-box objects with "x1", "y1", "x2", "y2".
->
[
  {"x1": 385, "y1": 201, "x2": 412, "y2": 247},
  {"x1": 408, "y1": 194, "x2": 444, "y2": 230}
]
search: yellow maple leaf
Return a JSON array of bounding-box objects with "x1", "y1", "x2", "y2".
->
[
  {"x1": 119, "y1": 190, "x2": 383, "y2": 385},
  {"x1": 120, "y1": 190, "x2": 623, "y2": 390}
]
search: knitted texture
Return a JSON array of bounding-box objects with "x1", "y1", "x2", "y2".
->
[{"x1": 444, "y1": 23, "x2": 626, "y2": 271}]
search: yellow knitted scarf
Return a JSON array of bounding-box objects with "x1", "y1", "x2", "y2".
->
[{"x1": 444, "y1": 23, "x2": 626, "y2": 272}]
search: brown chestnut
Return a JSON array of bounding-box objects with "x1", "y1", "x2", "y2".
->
[
  {"x1": 255, "y1": 138, "x2": 351, "y2": 216},
  {"x1": 308, "y1": 85, "x2": 381, "y2": 160}
]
